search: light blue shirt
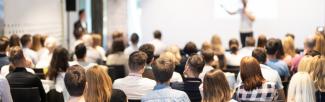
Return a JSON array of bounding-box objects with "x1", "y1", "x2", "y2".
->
[
  {"x1": 266, "y1": 59, "x2": 290, "y2": 77},
  {"x1": 141, "y1": 83, "x2": 190, "y2": 102}
]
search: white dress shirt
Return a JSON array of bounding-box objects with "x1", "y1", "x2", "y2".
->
[
  {"x1": 170, "y1": 72, "x2": 183, "y2": 83},
  {"x1": 23, "y1": 48, "x2": 38, "y2": 64},
  {"x1": 113, "y1": 73, "x2": 156, "y2": 100},
  {"x1": 199, "y1": 65, "x2": 214, "y2": 80},
  {"x1": 225, "y1": 52, "x2": 241, "y2": 66},
  {"x1": 124, "y1": 44, "x2": 138, "y2": 56},
  {"x1": 149, "y1": 39, "x2": 166, "y2": 56}
]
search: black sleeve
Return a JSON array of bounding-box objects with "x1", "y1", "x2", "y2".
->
[
  {"x1": 111, "y1": 89, "x2": 127, "y2": 102},
  {"x1": 35, "y1": 77, "x2": 46, "y2": 102}
]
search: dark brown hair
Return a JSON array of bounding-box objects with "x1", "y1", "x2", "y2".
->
[
  {"x1": 152, "y1": 57, "x2": 175, "y2": 83},
  {"x1": 240, "y1": 57, "x2": 265, "y2": 91},
  {"x1": 228, "y1": 38, "x2": 239, "y2": 54},
  {"x1": 64, "y1": 65, "x2": 86, "y2": 96},
  {"x1": 9, "y1": 34, "x2": 20, "y2": 47},
  {"x1": 47, "y1": 46, "x2": 69, "y2": 81},
  {"x1": 139, "y1": 44, "x2": 155, "y2": 64}
]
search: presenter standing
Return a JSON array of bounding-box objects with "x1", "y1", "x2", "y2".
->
[
  {"x1": 225, "y1": 0, "x2": 255, "y2": 47},
  {"x1": 73, "y1": 9, "x2": 88, "y2": 40}
]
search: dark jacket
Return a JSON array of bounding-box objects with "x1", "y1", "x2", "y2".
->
[{"x1": 171, "y1": 78, "x2": 202, "y2": 102}]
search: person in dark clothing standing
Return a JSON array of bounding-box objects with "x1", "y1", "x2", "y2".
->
[{"x1": 74, "y1": 9, "x2": 87, "y2": 40}]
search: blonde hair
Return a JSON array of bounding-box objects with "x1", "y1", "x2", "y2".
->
[
  {"x1": 311, "y1": 56, "x2": 325, "y2": 91},
  {"x1": 211, "y1": 35, "x2": 225, "y2": 54},
  {"x1": 84, "y1": 65, "x2": 112, "y2": 102},
  {"x1": 313, "y1": 33, "x2": 325, "y2": 55},
  {"x1": 31, "y1": 34, "x2": 42, "y2": 51},
  {"x1": 282, "y1": 36, "x2": 296, "y2": 57},
  {"x1": 287, "y1": 72, "x2": 315, "y2": 102},
  {"x1": 159, "y1": 52, "x2": 179, "y2": 65},
  {"x1": 92, "y1": 34, "x2": 102, "y2": 47},
  {"x1": 165, "y1": 45, "x2": 181, "y2": 64},
  {"x1": 201, "y1": 41, "x2": 212, "y2": 51},
  {"x1": 202, "y1": 69, "x2": 231, "y2": 102},
  {"x1": 297, "y1": 56, "x2": 314, "y2": 74}
]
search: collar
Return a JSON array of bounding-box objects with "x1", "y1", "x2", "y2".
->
[
  {"x1": 154, "y1": 83, "x2": 170, "y2": 90},
  {"x1": 128, "y1": 73, "x2": 142, "y2": 77},
  {"x1": 183, "y1": 77, "x2": 202, "y2": 83},
  {"x1": 13, "y1": 67, "x2": 27, "y2": 72}
]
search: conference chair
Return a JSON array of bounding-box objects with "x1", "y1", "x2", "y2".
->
[
  {"x1": 224, "y1": 65, "x2": 240, "y2": 77},
  {"x1": 11, "y1": 87, "x2": 41, "y2": 102},
  {"x1": 106, "y1": 65, "x2": 126, "y2": 82}
]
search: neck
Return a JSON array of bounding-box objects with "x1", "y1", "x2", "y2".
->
[{"x1": 267, "y1": 54, "x2": 277, "y2": 60}]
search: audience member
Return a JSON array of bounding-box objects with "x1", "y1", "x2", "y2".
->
[
  {"x1": 313, "y1": 33, "x2": 325, "y2": 55},
  {"x1": 211, "y1": 35, "x2": 227, "y2": 69},
  {"x1": 113, "y1": 51, "x2": 156, "y2": 100},
  {"x1": 290, "y1": 35, "x2": 315, "y2": 73},
  {"x1": 159, "y1": 52, "x2": 183, "y2": 82},
  {"x1": 82, "y1": 35, "x2": 102, "y2": 63},
  {"x1": 238, "y1": 36, "x2": 255, "y2": 58},
  {"x1": 6, "y1": 46, "x2": 46, "y2": 102},
  {"x1": 282, "y1": 36, "x2": 298, "y2": 66},
  {"x1": 287, "y1": 72, "x2": 315, "y2": 102},
  {"x1": 139, "y1": 44, "x2": 155, "y2": 80},
  {"x1": 235, "y1": 57, "x2": 277, "y2": 101},
  {"x1": 265, "y1": 38, "x2": 290, "y2": 79},
  {"x1": 201, "y1": 41, "x2": 212, "y2": 51},
  {"x1": 0, "y1": 76, "x2": 13, "y2": 102},
  {"x1": 46, "y1": 46, "x2": 70, "y2": 101},
  {"x1": 311, "y1": 56, "x2": 325, "y2": 102},
  {"x1": 21, "y1": 34, "x2": 38, "y2": 64},
  {"x1": 202, "y1": 69, "x2": 235, "y2": 102},
  {"x1": 199, "y1": 49, "x2": 215, "y2": 80},
  {"x1": 106, "y1": 40, "x2": 129, "y2": 74},
  {"x1": 225, "y1": 38, "x2": 241, "y2": 66},
  {"x1": 149, "y1": 30, "x2": 166, "y2": 56},
  {"x1": 124, "y1": 33, "x2": 139, "y2": 56},
  {"x1": 0, "y1": 36, "x2": 10, "y2": 69},
  {"x1": 85, "y1": 65, "x2": 127, "y2": 102},
  {"x1": 183, "y1": 41, "x2": 198, "y2": 56},
  {"x1": 237, "y1": 48, "x2": 285, "y2": 100},
  {"x1": 92, "y1": 34, "x2": 106, "y2": 62},
  {"x1": 36, "y1": 37, "x2": 59, "y2": 68},
  {"x1": 257, "y1": 34, "x2": 267, "y2": 48},
  {"x1": 64, "y1": 65, "x2": 86, "y2": 102},
  {"x1": 141, "y1": 57, "x2": 190, "y2": 102},
  {"x1": 31, "y1": 34, "x2": 47, "y2": 59},
  {"x1": 72, "y1": 43, "x2": 96, "y2": 69},
  {"x1": 8, "y1": 34, "x2": 20, "y2": 47},
  {"x1": 171, "y1": 54, "x2": 204, "y2": 102}
]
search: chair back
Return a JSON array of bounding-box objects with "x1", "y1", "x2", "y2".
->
[
  {"x1": 11, "y1": 87, "x2": 41, "y2": 102},
  {"x1": 33, "y1": 68, "x2": 45, "y2": 79},
  {"x1": 47, "y1": 89, "x2": 64, "y2": 102},
  {"x1": 107, "y1": 65, "x2": 126, "y2": 82},
  {"x1": 224, "y1": 65, "x2": 240, "y2": 77}
]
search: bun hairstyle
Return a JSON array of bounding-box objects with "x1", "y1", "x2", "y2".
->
[
  {"x1": 228, "y1": 38, "x2": 239, "y2": 54},
  {"x1": 9, "y1": 46, "x2": 25, "y2": 64}
]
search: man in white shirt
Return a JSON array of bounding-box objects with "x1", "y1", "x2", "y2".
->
[
  {"x1": 238, "y1": 37, "x2": 255, "y2": 58},
  {"x1": 149, "y1": 30, "x2": 166, "y2": 56},
  {"x1": 124, "y1": 33, "x2": 139, "y2": 56},
  {"x1": 113, "y1": 51, "x2": 156, "y2": 100}
]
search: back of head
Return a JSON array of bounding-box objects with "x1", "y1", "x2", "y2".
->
[
  {"x1": 9, "y1": 34, "x2": 20, "y2": 47},
  {"x1": 31, "y1": 34, "x2": 42, "y2": 51},
  {"x1": 313, "y1": 33, "x2": 325, "y2": 55},
  {"x1": 0, "y1": 36, "x2": 9, "y2": 52},
  {"x1": 112, "y1": 31, "x2": 124, "y2": 41},
  {"x1": 201, "y1": 41, "x2": 212, "y2": 51},
  {"x1": 287, "y1": 72, "x2": 315, "y2": 102},
  {"x1": 252, "y1": 48, "x2": 267, "y2": 64},
  {"x1": 92, "y1": 34, "x2": 102, "y2": 47},
  {"x1": 257, "y1": 34, "x2": 267, "y2": 48},
  {"x1": 201, "y1": 49, "x2": 215, "y2": 64},
  {"x1": 266, "y1": 38, "x2": 281, "y2": 55},
  {"x1": 211, "y1": 35, "x2": 222, "y2": 45},
  {"x1": 128, "y1": 51, "x2": 148, "y2": 72},
  {"x1": 20, "y1": 34, "x2": 32, "y2": 47},
  {"x1": 64, "y1": 65, "x2": 86, "y2": 97},
  {"x1": 186, "y1": 54, "x2": 205, "y2": 74},
  {"x1": 165, "y1": 45, "x2": 181, "y2": 64},
  {"x1": 285, "y1": 33, "x2": 295, "y2": 40},
  {"x1": 139, "y1": 44, "x2": 155, "y2": 64},
  {"x1": 111, "y1": 40, "x2": 125, "y2": 53},
  {"x1": 9, "y1": 46, "x2": 25, "y2": 66},
  {"x1": 130, "y1": 33, "x2": 139, "y2": 44},
  {"x1": 202, "y1": 69, "x2": 231, "y2": 102},
  {"x1": 153, "y1": 30, "x2": 162, "y2": 39},
  {"x1": 240, "y1": 57, "x2": 265, "y2": 91},
  {"x1": 297, "y1": 55, "x2": 314, "y2": 73},
  {"x1": 282, "y1": 36, "x2": 296, "y2": 57},
  {"x1": 228, "y1": 38, "x2": 239, "y2": 54},
  {"x1": 48, "y1": 46, "x2": 69, "y2": 80},
  {"x1": 85, "y1": 65, "x2": 112, "y2": 102},
  {"x1": 183, "y1": 41, "x2": 198, "y2": 56},
  {"x1": 152, "y1": 57, "x2": 175, "y2": 83},
  {"x1": 75, "y1": 43, "x2": 87, "y2": 59},
  {"x1": 311, "y1": 56, "x2": 325, "y2": 91},
  {"x1": 245, "y1": 37, "x2": 255, "y2": 47}
]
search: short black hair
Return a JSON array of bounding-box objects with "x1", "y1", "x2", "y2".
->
[
  {"x1": 183, "y1": 42, "x2": 198, "y2": 56},
  {"x1": 130, "y1": 33, "x2": 139, "y2": 44},
  {"x1": 111, "y1": 40, "x2": 125, "y2": 53},
  {"x1": 64, "y1": 65, "x2": 86, "y2": 96},
  {"x1": 252, "y1": 48, "x2": 267, "y2": 64},
  {"x1": 139, "y1": 44, "x2": 155, "y2": 64},
  {"x1": 128, "y1": 51, "x2": 147, "y2": 72},
  {"x1": 153, "y1": 30, "x2": 162, "y2": 39},
  {"x1": 79, "y1": 9, "x2": 85, "y2": 16},
  {"x1": 75, "y1": 43, "x2": 87, "y2": 59},
  {"x1": 266, "y1": 38, "x2": 281, "y2": 55},
  {"x1": 187, "y1": 54, "x2": 205, "y2": 74},
  {"x1": 20, "y1": 34, "x2": 32, "y2": 47},
  {"x1": 0, "y1": 36, "x2": 9, "y2": 52}
]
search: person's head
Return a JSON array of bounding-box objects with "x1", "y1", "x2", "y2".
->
[
  {"x1": 285, "y1": 33, "x2": 295, "y2": 40},
  {"x1": 297, "y1": 55, "x2": 315, "y2": 73},
  {"x1": 153, "y1": 30, "x2": 162, "y2": 40},
  {"x1": 228, "y1": 38, "x2": 239, "y2": 54},
  {"x1": 211, "y1": 34, "x2": 224, "y2": 54},
  {"x1": 152, "y1": 56, "x2": 175, "y2": 83},
  {"x1": 9, "y1": 34, "x2": 20, "y2": 47},
  {"x1": 266, "y1": 38, "x2": 282, "y2": 56},
  {"x1": 92, "y1": 34, "x2": 102, "y2": 47},
  {"x1": 183, "y1": 41, "x2": 198, "y2": 56},
  {"x1": 275, "y1": 38, "x2": 285, "y2": 59},
  {"x1": 257, "y1": 34, "x2": 267, "y2": 48},
  {"x1": 44, "y1": 37, "x2": 59, "y2": 53},
  {"x1": 81, "y1": 35, "x2": 93, "y2": 47},
  {"x1": 252, "y1": 48, "x2": 267, "y2": 64},
  {"x1": 242, "y1": 0, "x2": 248, "y2": 7},
  {"x1": 240, "y1": 56, "x2": 265, "y2": 91},
  {"x1": 79, "y1": 9, "x2": 86, "y2": 21},
  {"x1": 0, "y1": 36, "x2": 9, "y2": 52},
  {"x1": 159, "y1": 52, "x2": 179, "y2": 66},
  {"x1": 310, "y1": 56, "x2": 325, "y2": 91},
  {"x1": 128, "y1": 51, "x2": 147, "y2": 73},
  {"x1": 184, "y1": 54, "x2": 205, "y2": 77},
  {"x1": 202, "y1": 69, "x2": 231, "y2": 102},
  {"x1": 304, "y1": 35, "x2": 315, "y2": 51},
  {"x1": 282, "y1": 36, "x2": 296, "y2": 57},
  {"x1": 245, "y1": 37, "x2": 255, "y2": 47},
  {"x1": 139, "y1": 44, "x2": 155, "y2": 64},
  {"x1": 111, "y1": 40, "x2": 125, "y2": 53},
  {"x1": 64, "y1": 65, "x2": 86, "y2": 97},
  {"x1": 201, "y1": 41, "x2": 212, "y2": 51},
  {"x1": 31, "y1": 34, "x2": 42, "y2": 51},
  {"x1": 112, "y1": 31, "x2": 124, "y2": 41},
  {"x1": 8, "y1": 46, "x2": 28, "y2": 67},
  {"x1": 201, "y1": 49, "x2": 215, "y2": 64},
  {"x1": 75, "y1": 43, "x2": 87, "y2": 60},
  {"x1": 287, "y1": 72, "x2": 315, "y2": 102},
  {"x1": 85, "y1": 65, "x2": 112, "y2": 102},
  {"x1": 48, "y1": 46, "x2": 69, "y2": 80},
  {"x1": 20, "y1": 34, "x2": 32, "y2": 48},
  {"x1": 130, "y1": 33, "x2": 139, "y2": 45},
  {"x1": 165, "y1": 45, "x2": 181, "y2": 65},
  {"x1": 313, "y1": 33, "x2": 325, "y2": 55}
]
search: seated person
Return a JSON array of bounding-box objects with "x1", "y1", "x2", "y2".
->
[
  {"x1": 139, "y1": 44, "x2": 155, "y2": 80},
  {"x1": 238, "y1": 37, "x2": 255, "y2": 58},
  {"x1": 199, "y1": 49, "x2": 215, "y2": 80},
  {"x1": 6, "y1": 46, "x2": 46, "y2": 102},
  {"x1": 287, "y1": 72, "x2": 315, "y2": 102},
  {"x1": 171, "y1": 54, "x2": 204, "y2": 102},
  {"x1": 64, "y1": 65, "x2": 86, "y2": 102},
  {"x1": 113, "y1": 51, "x2": 156, "y2": 100},
  {"x1": 71, "y1": 43, "x2": 96, "y2": 69},
  {"x1": 141, "y1": 56, "x2": 190, "y2": 102},
  {"x1": 0, "y1": 76, "x2": 13, "y2": 102},
  {"x1": 21, "y1": 34, "x2": 38, "y2": 64}
]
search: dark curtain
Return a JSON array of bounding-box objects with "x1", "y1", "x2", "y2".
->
[{"x1": 91, "y1": 0, "x2": 103, "y2": 34}]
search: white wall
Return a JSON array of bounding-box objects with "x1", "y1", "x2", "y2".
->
[{"x1": 140, "y1": 0, "x2": 325, "y2": 48}]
